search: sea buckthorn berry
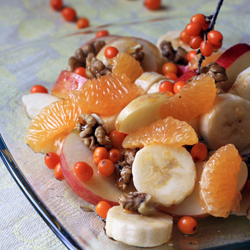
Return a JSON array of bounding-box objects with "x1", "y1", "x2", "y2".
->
[
  {"x1": 159, "y1": 81, "x2": 174, "y2": 94},
  {"x1": 207, "y1": 30, "x2": 223, "y2": 45},
  {"x1": 74, "y1": 162, "x2": 93, "y2": 181},
  {"x1": 189, "y1": 36, "x2": 203, "y2": 49},
  {"x1": 213, "y1": 42, "x2": 222, "y2": 51},
  {"x1": 110, "y1": 130, "x2": 126, "y2": 149},
  {"x1": 191, "y1": 14, "x2": 206, "y2": 26},
  {"x1": 54, "y1": 163, "x2": 64, "y2": 180},
  {"x1": 180, "y1": 30, "x2": 191, "y2": 44},
  {"x1": 30, "y1": 85, "x2": 48, "y2": 94},
  {"x1": 173, "y1": 81, "x2": 186, "y2": 94},
  {"x1": 190, "y1": 143, "x2": 208, "y2": 162},
  {"x1": 200, "y1": 40, "x2": 214, "y2": 57},
  {"x1": 104, "y1": 46, "x2": 119, "y2": 59},
  {"x1": 108, "y1": 149, "x2": 122, "y2": 164},
  {"x1": 73, "y1": 67, "x2": 87, "y2": 78},
  {"x1": 62, "y1": 7, "x2": 76, "y2": 22},
  {"x1": 162, "y1": 62, "x2": 178, "y2": 75},
  {"x1": 77, "y1": 17, "x2": 90, "y2": 29},
  {"x1": 185, "y1": 22, "x2": 202, "y2": 36},
  {"x1": 96, "y1": 30, "x2": 109, "y2": 38},
  {"x1": 98, "y1": 159, "x2": 115, "y2": 176},
  {"x1": 164, "y1": 72, "x2": 178, "y2": 81},
  {"x1": 187, "y1": 50, "x2": 197, "y2": 62},
  {"x1": 96, "y1": 201, "x2": 112, "y2": 219},
  {"x1": 44, "y1": 152, "x2": 60, "y2": 169},
  {"x1": 93, "y1": 147, "x2": 108, "y2": 164},
  {"x1": 50, "y1": 0, "x2": 63, "y2": 11},
  {"x1": 178, "y1": 216, "x2": 198, "y2": 235},
  {"x1": 144, "y1": 0, "x2": 161, "y2": 10},
  {"x1": 202, "y1": 20, "x2": 210, "y2": 30}
]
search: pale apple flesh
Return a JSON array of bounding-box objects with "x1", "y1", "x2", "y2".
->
[
  {"x1": 60, "y1": 129, "x2": 135, "y2": 206},
  {"x1": 216, "y1": 43, "x2": 250, "y2": 91},
  {"x1": 115, "y1": 92, "x2": 172, "y2": 134},
  {"x1": 51, "y1": 70, "x2": 88, "y2": 99}
]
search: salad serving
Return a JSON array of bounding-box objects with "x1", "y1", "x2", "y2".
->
[{"x1": 21, "y1": 1, "x2": 250, "y2": 248}]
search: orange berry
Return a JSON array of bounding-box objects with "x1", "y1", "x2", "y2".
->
[
  {"x1": 187, "y1": 50, "x2": 197, "y2": 62},
  {"x1": 189, "y1": 36, "x2": 203, "y2": 49},
  {"x1": 213, "y1": 42, "x2": 223, "y2": 51},
  {"x1": 50, "y1": 0, "x2": 63, "y2": 11},
  {"x1": 96, "y1": 201, "x2": 112, "y2": 219},
  {"x1": 109, "y1": 130, "x2": 126, "y2": 149},
  {"x1": 180, "y1": 30, "x2": 191, "y2": 44},
  {"x1": 178, "y1": 216, "x2": 197, "y2": 235},
  {"x1": 93, "y1": 147, "x2": 108, "y2": 164},
  {"x1": 104, "y1": 46, "x2": 119, "y2": 59},
  {"x1": 159, "y1": 81, "x2": 174, "y2": 94},
  {"x1": 62, "y1": 7, "x2": 76, "y2": 22},
  {"x1": 164, "y1": 72, "x2": 178, "y2": 81},
  {"x1": 190, "y1": 143, "x2": 208, "y2": 162},
  {"x1": 30, "y1": 85, "x2": 48, "y2": 94},
  {"x1": 207, "y1": 30, "x2": 223, "y2": 45},
  {"x1": 73, "y1": 67, "x2": 87, "y2": 78},
  {"x1": 74, "y1": 162, "x2": 93, "y2": 181},
  {"x1": 96, "y1": 30, "x2": 109, "y2": 38},
  {"x1": 202, "y1": 20, "x2": 210, "y2": 30},
  {"x1": 191, "y1": 14, "x2": 206, "y2": 26},
  {"x1": 200, "y1": 40, "x2": 214, "y2": 57},
  {"x1": 98, "y1": 159, "x2": 115, "y2": 176},
  {"x1": 44, "y1": 152, "x2": 60, "y2": 169},
  {"x1": 108, "y1": 149, "x2": 122, "y2": 164},
  {"x1": 77, "y1": 17, "x2": 90, "y2": 29},
  {"x1": 173, "y1": 81, "x2": 186, "y2": 94},
  {"x1": 162, "y1": 62, "x2": 178, "y2": 75},
  {"x1": 144, "y1": 0, "x2": 161, "y2": 10},
  {"x1": 54, "y1": 163, "x2": 64, "y2": 180},
  {"x1": 185, "y1": 22, "x2": 202, "y2": 36}
]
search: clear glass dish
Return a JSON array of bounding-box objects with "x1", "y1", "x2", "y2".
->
[{"x1": 1, "y1": 9, "x2": 250, "y2": 250}]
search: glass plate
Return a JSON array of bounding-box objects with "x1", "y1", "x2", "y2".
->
[{"x1": 1, "y1": 6, "x2": 250, "y2": 250}]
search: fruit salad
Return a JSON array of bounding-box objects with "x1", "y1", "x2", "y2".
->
[{"x1": 22, "y1": 9, "x2": 250, "y2": 248}]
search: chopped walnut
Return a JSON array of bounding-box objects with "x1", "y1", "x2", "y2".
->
[
  {"x1": 67, "y1": 40, "x2": 106, "y2": 72},
  {"x1": 118, "y1": 192, "x2": 156, "y2": 215},
  {"x1": 127, "y1": 44, "x2": 145, "y2": 62},
  {"x1": 115, "y1": 149, "x2": 138, "y2": 191},
  {"x1": 76, "y1": 113, "x2": 111, "y2": 151},
  {"x1": 160, "y1": 40, "x2": 188, "y2": 65},
  {"x1": 85, "y1": 53, "x2": 112, "y2": 79},
  {"x1": 200, "y1": 62, "x2": 228, "y2": 83}
]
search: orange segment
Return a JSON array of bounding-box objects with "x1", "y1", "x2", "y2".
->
[
  {"x1": 188, "y1": 50, "x2": 224, "y2": 70},
  {"x1": 122, "y1": 116, "x2": 198, "y2": 149},
  {"x1": 25, "y1": 99, "x2": 87, "y2": 154},
  {"x1": 108, "y1": 52, "x2": 144, "y2": 83},
  {"x1": 71, "y1": 73, "x2": 143, "y2": 116},
  {"x1": 199, "y1": 144, "x2": 242, "y2": 218},
  {"x1": 160, "y1": 74, "x2": 217, "y2": 121}
]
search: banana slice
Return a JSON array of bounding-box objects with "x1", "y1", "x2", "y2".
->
[
  {"x1": 134, "y1": 72, "x2": 173, "y2": 94},
  {"x1": 157, "y1": 30, "x2": 192, "y2": 52},
  {"x1": 132, "y1": 144, "x2": 196, "y2": 207},
  {"x1": 105, "y1": 206, "x2": 173, "y2": 247},
  {"x1": 199, "y1": 93, "x2": 250, "y2": 151}
]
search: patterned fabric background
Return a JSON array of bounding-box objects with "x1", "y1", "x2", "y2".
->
[{"x1": 0, "y1": 0, "x2": 250, "y2": 249}]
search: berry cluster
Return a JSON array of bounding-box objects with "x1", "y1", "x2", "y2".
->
[{"x1": 181, "y1": 13, "x2": 223, "y2": 58}]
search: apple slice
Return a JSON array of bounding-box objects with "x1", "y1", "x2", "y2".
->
[
  {"x1": 22, "y1": 93, "x2": 61, "y2": 119},
  {"x1": 216, "y1": 43, "x2": 250, "y2": 91},
  {"x1": 158, "y1": 161, "x2": 248, "y2": 218},
  {"x1": 115, "y1": 92, "x2": 172, "y2": 134},
  {"x1": 96, "y1": 36, "x2": 164, "y2": 73},
  {"x1": 51, "y1": 70, "x2": 88, "y2": 99},
  {"x1": 60, "y1": 130, "x2": 135, "y2": 206},
  {"x1": 174, "y1": 69, "x2": 197, "y2": 83}
]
